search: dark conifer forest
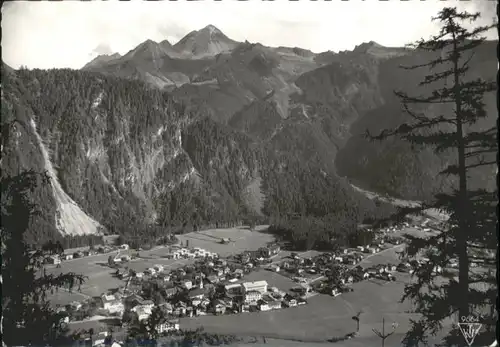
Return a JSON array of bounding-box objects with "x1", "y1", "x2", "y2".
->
[{"x1": 2, "y1": 65, "x2": 394, "y2": 249}]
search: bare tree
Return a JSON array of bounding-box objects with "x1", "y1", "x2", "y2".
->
[
  {"x1": 352, "y1": 310, "x2": 363, "y2": 333},
  {"x1": 372, "y1": 318, "x2": 398, "y2": 347}
]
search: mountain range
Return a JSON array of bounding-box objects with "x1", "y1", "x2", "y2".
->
[{"x1": 2, "y1": 25, "x2": 497, "y2": 243}]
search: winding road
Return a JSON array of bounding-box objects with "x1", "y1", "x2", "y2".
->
[{"x1": 349, "y1": 182, "x2": 449, "y2": 221}]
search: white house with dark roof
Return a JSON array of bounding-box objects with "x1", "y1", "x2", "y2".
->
[
  {"x1": 70, "y1": 301, "x2": 82, "y2": 311},
  {"x1": 225, "y1": 283, "x2": 242, "y2": 294},
  {"x1": 182, "y1": 279, "x2": 193, "y2": 290},
  {"x1": 188, "y1": 288, "x2": 206, "y2": 300},
  {"x1": 101, "y1": 294, "x2": 124, "y2": 314},
  {"x1": 135, "y1": 306, "x2": 152, "y2": 321},
  {"x1": 47, "y1": 255, "x2": 61, "y2": 265},
  {"x1": 156, "y1": 319, "x2": 180, "y2": 334},
  {"x1": 244, "y1": 290, "x2": 262, "y2": 304},
  {"x1": 242, "y1": 280, "x2": 268, "y2": 294}
]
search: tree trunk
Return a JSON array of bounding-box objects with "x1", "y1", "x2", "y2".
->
[{"x1": 452, "y1": 29, "x2": 470, "y2": 319}]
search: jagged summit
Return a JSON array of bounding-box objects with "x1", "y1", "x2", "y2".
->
[
  {"x1": 159, "y1": 39, "x2": 173, "y2": 48},
  {"x1": 128, "y1": 39, "x2": 159, "y2": 54},
  {"x1": 119, "y1": 38, "x2": 180, "y2": 62},
  {"x1": 275, "y1": 46, "x2": 316, "y2": 58},
  {"x1": 174, "y1": 24, "x2": 239, "y2": 58},
  {"x1": 201, "y1": 24, "x2": 223, "y2": 35},
  {"x1": 141, "y1": 39, "x2": 158, "y2": 46},
  {"x1": 351, "y1": 41, "x2": 408, "y2": 59},
  {"x1": 82, "y1": 24, "x2": 237, "y2": 68},
  {"x1": 82, "y1": 52, "x2": 122, "y2": 69},
  {"x1": 180, "y1": 25, "x2": 223, "y2": 37},
  {"x1": 353, "y1": 41, "x2": 385, "y2": 52}
]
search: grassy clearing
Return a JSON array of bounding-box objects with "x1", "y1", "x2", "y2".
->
[
  {"x1": 48, "y1": 290, "x2": 89, "y2": 306},
  {"x1": 45, "y1": 259, "x2": 124, "y2": 298},
  {"x1": 242, "y1": 269, "x2": 298, "y2": 292},
  {"x1": 177, "y1": 226, "x2": 274, "y2": 257},
  {"x1": 180, "y1": 293, "x2": 354, "y2": 341}
]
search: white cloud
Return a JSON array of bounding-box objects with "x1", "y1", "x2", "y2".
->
[
  {"x1": 1, "y1": 0, "x2": 496, "y2": 69},
  {"x1": 91, "y1": 43, "x2": 114, "y2": 56}
]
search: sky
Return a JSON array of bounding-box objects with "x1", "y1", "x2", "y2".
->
[{"x1": 2, "y1": 0, "x2": 497, "y2": 69}]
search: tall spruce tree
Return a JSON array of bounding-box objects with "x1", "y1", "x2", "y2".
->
[
  {"x1": 1, "y1": 170, "x2": 88, "y2": 345},
  {"x1": 367, "y1": 7, "x2": 497, "y2": 346},
  {"x1": 1, "y1": 65, "x2": 87, "y2": 345}
]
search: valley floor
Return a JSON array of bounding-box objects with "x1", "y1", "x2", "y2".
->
[
  {"x1": 54, "y1": 224, "x2": 475, "y2": 346},
  {"x1": 46, "y1": 225, "x2": 273, "y2": 303},
  {"x1": 179, "y1": 244, "x2": 423, "y2": 342}
]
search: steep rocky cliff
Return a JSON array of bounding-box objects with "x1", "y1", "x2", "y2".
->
[
  {"x1": 2, "y1": 67, "x2": 252, "y2": 241},
  {"x1": 2, "y1": 66, "x2": 386, "y2": 243},
  {"x1": 4, "y1": 33, "x2": 496, "y2": 243}
]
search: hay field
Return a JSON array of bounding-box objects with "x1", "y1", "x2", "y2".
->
[
  {"x1": 179, "y1": 275, "x2": 416, "y2": 342},
  {"x1": 176, "y1": 226, "x2": 274, "y2": 257},
  {"x1": 45, "y1": 258, "x2": 124, "y2": 299}
]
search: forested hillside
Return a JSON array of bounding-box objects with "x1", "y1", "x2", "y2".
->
[
  {"x1": 4, "y1": 34, "x2": 496, "y2": 247},
  {"x1": 335, "y1": 40, "x2": 497, "y2": 200},
  {"x1": 83, "y1": 25, "x2": 497, "y2": 203},
  {"x1": 2, "y1": 65, "x2": 392, "y2": 247}
]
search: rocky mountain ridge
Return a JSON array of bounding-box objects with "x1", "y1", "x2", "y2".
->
[
  {"x1": 83, "y1": 53, "x2": 122, "y2": 70},
  {"x1": 83, "y1": 28, "x2": 498, "y2": 202},
  {"x1": 2, "y1": 65, "x2": 388, "y2": 243},
  {"x1": 2, "y1": 27, "x2": 496, "y2": 242}
]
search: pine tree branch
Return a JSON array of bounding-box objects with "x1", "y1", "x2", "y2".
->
[
  {"x1": 365, "y1": 114, "x2": 457, "y2": 144},
  {"x1": 464, "y1": 149, "x2": 495, "y2": 158},
  {"x1": 399, "y1": 56, "x2": 451, "y2": 71},
  {"x1": 465, "y1": 159, "x2": 496, "y2": 169},
  {"x1": 419, "y1": 66, "x2": 468, "y2": 86},
  {"x1": 459, "y1": 51, "x2": 476, "y2": 71},
  {"x1": 404, "y1": 131, "x2": 457, "y2": 150},
  {"x1": 468, "y1": 258, "x2": 498, "y2": 266},
  {"x1": 439, "y1": 159, "x2": 495, "y2": 175},
  {"x1": 395, "y1": 89, "x2": 455, "y2": 104},
  {"x1": 402, "y1": 102, "x2": 458, "y2": 127},
  {"x1": 455, "y1": 24, "x2": 498, "y2": 43}
]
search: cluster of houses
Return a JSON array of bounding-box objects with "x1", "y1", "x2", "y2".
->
[
  {"x1": 45, "y1": 244, "x2": 130, "y2": 265},
  {"x1": 385, "y1": 217, "x2": 438, "y2": 233},
  {"x1": 312, "y1": 257, "x2": 444, "y2": 299},
  {"x1": 237, "y1": 244, "x2": 281, "y2": 265},
  {"x1": 60, "y1": 243, "x2": 305, "y2": 335},
  {"x1": 46, "y1": 249, "x2": 99, "y2": 265},
  {"x1": 312, "y1": 262, "x2": 404, "y2": 297},
  {"x1": 275, "y1": 247, "x2": 371, "y2": 280},
  {"x1": 165, "y1": 246, "x2": 218, "y2": 260},
  {"x1": 263, "y1": 233, "x2": 409, "y2": 298}
]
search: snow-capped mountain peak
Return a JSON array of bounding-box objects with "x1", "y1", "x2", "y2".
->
[
  {"x1": 174, "y1": 24, "x2": 239, "y2": 59},
  {"x1": 202, "y1": 24, "x2": 222, "y2": 35}
]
